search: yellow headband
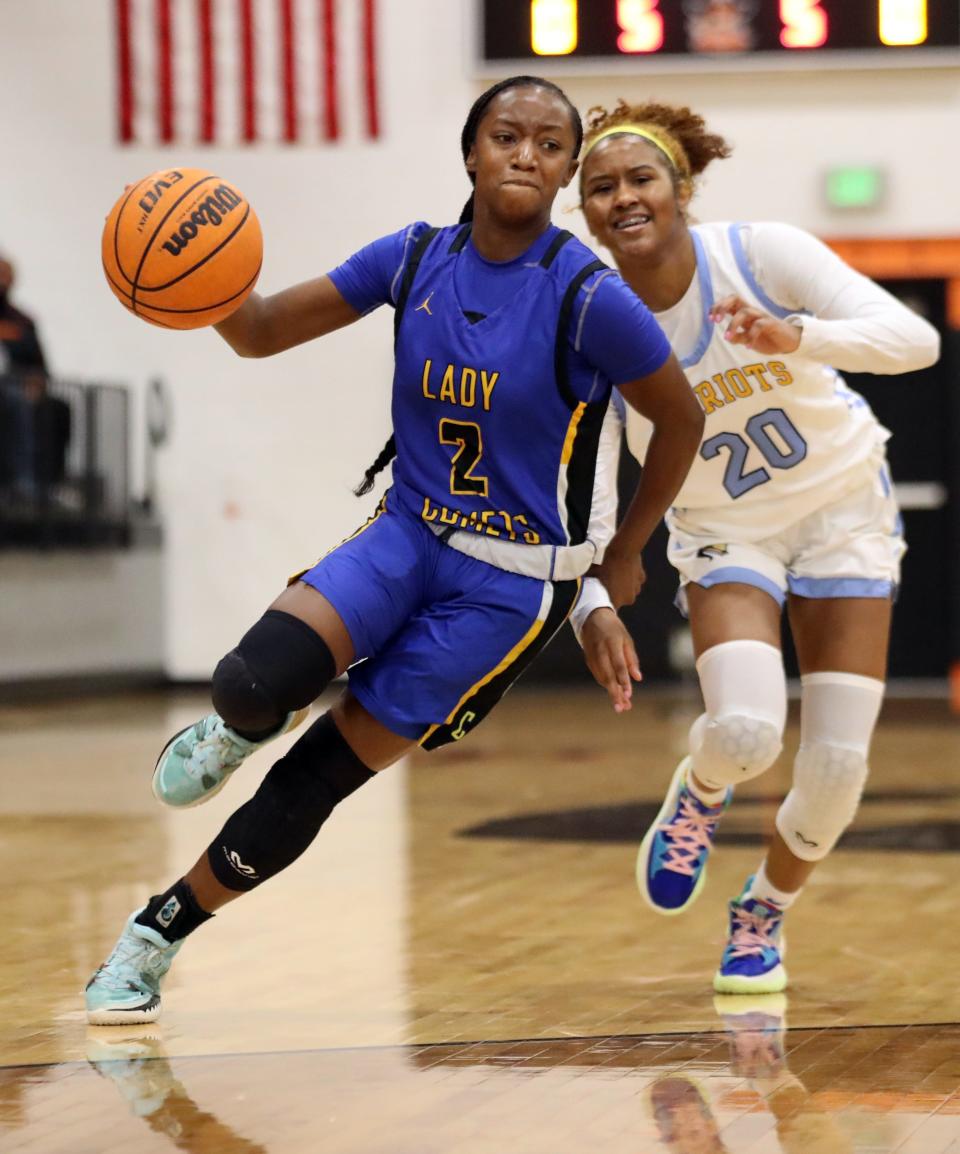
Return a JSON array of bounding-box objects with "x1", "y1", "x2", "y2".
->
[{"x1": 583, "y1": 124, "x2": 689, "y2": 178}]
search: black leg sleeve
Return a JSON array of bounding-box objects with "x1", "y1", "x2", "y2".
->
[{"x1": 207, "y1": 713, "x2": 375, "y2": 892}]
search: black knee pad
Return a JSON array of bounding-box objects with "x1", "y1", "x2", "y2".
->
[
  {"x1": 208, "y1": 713, "x2": 375, "y2": 891},
  {"x1": 212, "y1": 610, "x2": 336, "y2": 736},
  {"x1": 211, "y1": 649, "x2": 282, "y2": 736}
]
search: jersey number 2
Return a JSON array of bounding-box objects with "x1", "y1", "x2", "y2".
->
[
  {"x1": 439, "y1": 419, "x2": 489, "y2": 497},
  {"x1": 701, "y1": 407, "x2": 807, "y2": 499}
]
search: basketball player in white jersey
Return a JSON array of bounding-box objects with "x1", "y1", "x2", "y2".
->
[{"x1": 572, "y1": 100, "x2": 940, "y2": 993}]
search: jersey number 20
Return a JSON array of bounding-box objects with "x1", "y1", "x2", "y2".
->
[{"x1": 701, "y1": 407, "x2": 807, "y2": 499}]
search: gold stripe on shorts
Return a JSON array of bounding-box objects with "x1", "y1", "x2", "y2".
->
[{"x1": 418, "y1": 611, "x2": 547, "y2": 747}]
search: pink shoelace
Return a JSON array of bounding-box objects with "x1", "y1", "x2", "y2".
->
[
  {"x1": 727, "y1": 905, "x2": 781, "y2": 959},
  {"x1": 658, "y1": 793, "x2": 723, "y2": 877}
]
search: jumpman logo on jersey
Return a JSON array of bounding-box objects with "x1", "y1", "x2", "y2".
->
[{"x1": 415, "y1": 292, "x2": 435, "y2": 316}]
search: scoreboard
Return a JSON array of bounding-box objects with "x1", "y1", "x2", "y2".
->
[{"x1": 479, "y1": 1, "x2": 960, "y2": 72}]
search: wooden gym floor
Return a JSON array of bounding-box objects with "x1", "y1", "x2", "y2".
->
[{"x1": 2, "y1": 684, "x2": 959, "y2": 1153}]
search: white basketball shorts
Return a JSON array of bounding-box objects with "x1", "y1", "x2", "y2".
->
[{"x1": 668, "y1": 463, "x2": 905, "y2": 615}]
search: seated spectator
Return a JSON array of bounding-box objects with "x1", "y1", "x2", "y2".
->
[
  {"x1": 0, "y1": 256, "x2": 48, "y2": 380},
  {"x1": 0, "y1": 255, "x2": 68, "y2": 500}
]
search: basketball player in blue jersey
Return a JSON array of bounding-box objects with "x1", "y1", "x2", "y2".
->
[
  {"x1": 571, "y1": 99, "x2": 940, "y2": 994},
  {"x1": 85, "y1": 77, "x2": 704, "y2": 1024}
]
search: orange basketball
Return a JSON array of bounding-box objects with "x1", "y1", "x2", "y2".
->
[{"x1": 102, "y1": 167, "x2": 262, "y2": 329}]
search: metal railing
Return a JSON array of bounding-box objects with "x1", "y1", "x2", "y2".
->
[{"x1": 0, "y1": 374, "x2": 131, "y2": 547}]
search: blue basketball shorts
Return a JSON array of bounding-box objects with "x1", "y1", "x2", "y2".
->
[{"x1": 295, "y1": 497, "x2": 580, "y2": 749}]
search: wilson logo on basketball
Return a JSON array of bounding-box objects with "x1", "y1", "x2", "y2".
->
[{"x1": 161, "y1": 186, "x2": 245, "y2": 258}]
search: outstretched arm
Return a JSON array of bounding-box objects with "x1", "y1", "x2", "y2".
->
[
  {"x1": 741, "y1": 222, "x2": 940, "y2": 372},
  {"x1": 572, "y1": 355, "x2": 701, "y2": 712},
  {"x1": 215, "y1": 275, "x2": 361, "y2": 358},
  {"x1": 569, "y1": 400, "x2": 640, "y2": 713},
  {"x1": 596, "y1": 353, "x2": 704, "y2": 608}
]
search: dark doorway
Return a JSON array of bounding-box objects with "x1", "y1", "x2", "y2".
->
[{"x1": 794, "y1": 278, "x2": 953, "y2": 679}]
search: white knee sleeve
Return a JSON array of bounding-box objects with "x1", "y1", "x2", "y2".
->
[
  {"x1": 775, "y1": 671, "x2": 884, "y2": 862},
  {"x1": 689, "y1": 640, "x2": 787, "y2": 790},
  {"x1": 776, "y1": 742, "x2": 868, "y2": 861}
]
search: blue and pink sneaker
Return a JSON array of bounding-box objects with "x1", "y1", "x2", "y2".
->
[
  {"x1": 636, "y1": 757, "x2": 731, "y2": 916},
  {"x1": 714, "y1": 878, "x2": 788, "y2": 994}
]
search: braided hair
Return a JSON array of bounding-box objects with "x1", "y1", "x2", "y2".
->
[
  {"x1": 354, "y1": 432, "x2": 397, "y2": 497},
  {"x1": 355, "y1": 76, "x2": 583, "y2": 497}
]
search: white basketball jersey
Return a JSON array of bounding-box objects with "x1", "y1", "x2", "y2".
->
[{"x1": 623, "y1": 222, "x2": 889, "y2": 541}]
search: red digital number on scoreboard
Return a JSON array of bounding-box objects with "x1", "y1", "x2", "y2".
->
[
  {"x1": 780, "y1": 1, "x2": 828, "y2": 49},
  {"x1": 616, "y1": 1, "x2": 664, "y2": 53}
]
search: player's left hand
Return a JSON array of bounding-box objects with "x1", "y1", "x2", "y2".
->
[
  {"x1": 710, "y1": 295, "x2": 802, "y2": 354},
  {"x1": 581, "y1": 608, "x2": 642, "y2": 713}
]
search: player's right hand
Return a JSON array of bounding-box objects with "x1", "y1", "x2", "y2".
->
[
  {"x1": 581, "y1": 608, "x2": 642, "y2": 713},
  {"x1": 709, "y1": 294, "x2": 802, "y2": 354}
]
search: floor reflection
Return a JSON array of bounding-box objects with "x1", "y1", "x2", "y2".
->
[
  {"x1": 85, "y1": 1029, "x2": 267, "y2": 1154},
  {"x1": 5, "y1": 1003, "x2": 958, "y2": 1153},
  {"x1": 657, "y1": 995, "x2": 855, "y2": 1153}
]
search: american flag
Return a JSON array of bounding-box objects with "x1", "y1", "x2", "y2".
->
[{"x1": 113, "y1": 0, "x2": 380, "y2": 145}]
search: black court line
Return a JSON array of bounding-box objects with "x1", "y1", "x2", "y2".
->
[{"x1": 6, "y1": 1018, "x2": 959, "y2": 1071}]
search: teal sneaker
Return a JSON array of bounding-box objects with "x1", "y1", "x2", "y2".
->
[
  {"x1": 636, "y1": 757, "x2": 731, "y2": 916},
  {"x1": 152, "y1": 708, "x2": 308, "y2": 808},
  {"x1": 713, "y1": 879, "x2": 788, "y2": 994},
  {"x1": 85, "y1": 912, "x2": 183, "y2": 1025}
]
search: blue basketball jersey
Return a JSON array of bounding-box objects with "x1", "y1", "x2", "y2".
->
[
  {"x1": 388, "y1": 224, "x2": 613, "y2": 549},
  {"x1": 296, "y1": 224, "x2": 668, "y2": 748}
]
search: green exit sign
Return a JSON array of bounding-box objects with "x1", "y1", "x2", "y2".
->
[{"x1": 825, "y1": 166, "x2": 886, "y2": 210}]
